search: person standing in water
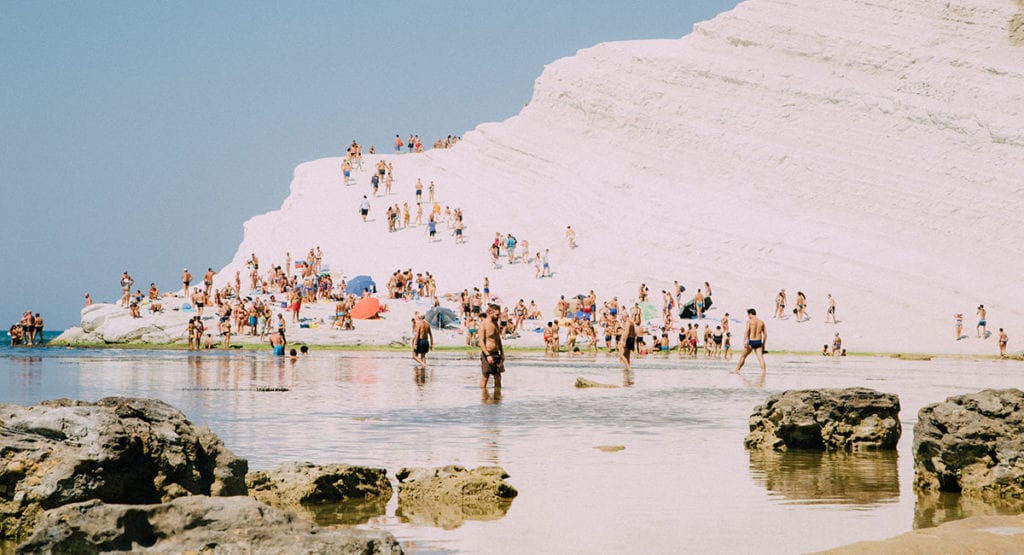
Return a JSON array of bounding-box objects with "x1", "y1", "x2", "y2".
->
[
  {"x1": 954, "y1": 313, "x2": 964, "y2": 340},
  {"x1": 411, "y1": 313, "x2": 433, "y2": 367},
  {"x1": 733, "y1": 308, "x2": 767, "y2": 377},
  {"x1": 620, "y1": 315, "x2": 637, "y2": 370},
  {"x1": 479, "y1": 304, "x2": 505, "y2": 389},
  {"x1": 998, "y1": 328, "x2": 1008, "y2": 357}
]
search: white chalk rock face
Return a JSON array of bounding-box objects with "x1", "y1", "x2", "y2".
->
[
  {"x1": 79, "y1": 304, "x2": 123, "y2": 335},
  {"x1": 217, "y1": 0, "x2": 1023, "y2": 354}
]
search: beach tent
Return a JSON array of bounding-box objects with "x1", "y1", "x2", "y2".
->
[
  {"x1": 425, "y1": 307, "x2": 459, "y2": 329},
  {"x1": 679, "y1": 296, "x2": 713, "y2": 319},
  {"x1": 350, "y1": 297, "x2": 382, "y2": 319},
  {"x1": 345, "y1": 275, "x2": 376, "y2": 296},
  {"x1": 639, "y1": 302, "x2": 659, "y2": 321}
]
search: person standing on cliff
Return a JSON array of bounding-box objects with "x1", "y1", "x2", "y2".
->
[
  {"x1": 733, "y1": 308, "x2": 767, "y2": 377},
  {"x1": 411, "y1": 313, "x2": 433, "y2": 368},
  {"x1": 119, "y1": 271, "x2": 134, "y2": 307},
  {"x1": 181, "y1": 269, "x2": 192, "y2": 298},
  {"x1": 977, "y1": 305, "x2": 988, "y2": 338},
  {"x1": 360, "y1": 196, "x2": 370, "y2": 222},
  {"x1": 479, "y1": 304, "x2": 505, "y2": 389},
  {"x1": 203, "y1": 268, "x2": 216, "y2": 296}
]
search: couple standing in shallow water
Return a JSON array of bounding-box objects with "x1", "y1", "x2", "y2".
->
[{"x1": 411, "y1": 303, "x2": 504, "y2": 390}]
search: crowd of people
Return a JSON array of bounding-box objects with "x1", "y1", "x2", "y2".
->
[{"x1": 8, "y1": 312, "x2": 44, "y2": 346}]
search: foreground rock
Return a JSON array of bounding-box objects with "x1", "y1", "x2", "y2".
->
[
  {"x1": 16, "y1": 496, "x2": 402, "y2": 554},
  {"x1": 745, "y1": 388, "x2": 901, "y2": 451},
  {"x1": 246, "y1": 462, "x2": 392, "y2": 525},
  {"x1": 0, "y1": 397, "x2": 247, "y2": 541},
  {"x1": 914, "y1": 388, "x2": 1024, "y2": 499},
  {"x1": 818, "y1": 514, "x2": 1024, "y2": 554},
  {"x1": 395, "y1": 466, "x2": 517, "y2": 529}
]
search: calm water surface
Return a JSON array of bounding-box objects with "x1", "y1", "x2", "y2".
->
[{"x1": 2, "y1": 344, "x2": 1021, "y2": 554}]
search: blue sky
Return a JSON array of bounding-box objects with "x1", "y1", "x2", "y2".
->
[{"x1": 1, "y1": 1, "x2": 739, "y2": 330}]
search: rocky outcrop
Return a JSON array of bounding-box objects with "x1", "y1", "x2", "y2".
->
[
  {"x1": 16, "y1": 496, "x2": 402, "y2": 554},
  {"x1": 745, "y1": 388, "x2": 901, "y2": 451},
  {"x1": 395, "y1": 465, "x2": 517, "y2": 529},
  {"x1": 246, "y1": 462, "x2": 392, "y2": 526},
  {"x1": 0, "y1": 397, "x2": 247, "y2": 541},
  {"x1": 914, "y1": 388, "x2": 1024, "y2": 500}
]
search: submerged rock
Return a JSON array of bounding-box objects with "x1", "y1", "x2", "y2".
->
[
  {"x1": 16, "y1": 496, "x2": 402, "y2": 554},
  {"x1": 0, "y1": 397, "x2": 247, "y2": 541},
  {"x1": 246, "y1": 462, "x2": 392, "y2": 525},
  {"x1": 395, "y1": 465, "x2": 517, "y2": 529},
  {"x1": 914, "y1": 388, "x2": 1024, "y2": 499},
  {"x1": 575, "y1": 377, "x2": 619, "y2": 388},
  {"x1": 745, "y1": 388, "x2": 901, "y2": 451}
]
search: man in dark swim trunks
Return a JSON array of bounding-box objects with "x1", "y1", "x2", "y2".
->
[
  {"x1": 734, "y1": 308, "x2": 767, "y2": 376},
  {"x1": 411, "y1": 313, "x2": 433, "y2": 367},
  {"x1": 479, "y1": 304, "x2": 504, "y2": 389},
  {"x1": 619, "y1": 316, "x2": 636, "y2": 370}
]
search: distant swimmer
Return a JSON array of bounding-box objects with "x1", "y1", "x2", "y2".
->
[
  {"x1": 999, "y1": 328, "x2": 1008, "y2": 357},
  {"x1": 825, "y1": 294, "x2": 837, "y2": 324},
  {"x1": 733, "y1": 308, "x2": 767, "y2": 376},
  {"x1": 954, "y1": 313, "x2": 964, "y2": 340},
  {"x1": 479, "y1": 303, "x2": 505, "y2": 389},
  {"x1": 977, "y1": 305, "x2": 987, "y2": 338},
  {"x1": 412, "y1": 313, "x2": 433, "y2": 367}
]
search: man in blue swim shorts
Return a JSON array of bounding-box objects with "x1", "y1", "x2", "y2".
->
[
  {"x1": 733, "y1": 308, "x2": 767, "y2": 377},
  {"x1": 269, "y1": 328, "x2": 286, "y2": 356}
]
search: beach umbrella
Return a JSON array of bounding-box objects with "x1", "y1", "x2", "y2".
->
[
  {"x1": 425, "y1": 307, "x2": 459, "y2": 329},
  {"x1": 350, "y1": 297, "x2": 382, "y2": 319},
  {"x1": 639, "y1": 302, "x2": 659, "y2": 321},
  {"x1": 345, "y1": 275, "x2": 376, "y2": 296},
  {"x1": 679, "y1": 296, "x2": 713, "y2": 319}
]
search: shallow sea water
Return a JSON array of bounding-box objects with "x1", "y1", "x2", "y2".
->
[{"x1": 1, "y1": 345, "x2": 1022, "y2": 554}]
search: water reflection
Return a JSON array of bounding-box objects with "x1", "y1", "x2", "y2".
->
[
  {"x1": 749, "y1": 449, "x2": 900, "y2": 506},
  {"x1": 303, "y1": 497, "x2": 390, "y2": 527},
  {"x1": 914, "y1": 490, "x2": 1024, "y2": 529},
  {"x1": 396, "y1": 497, "x2": 514, "y2": 530}
]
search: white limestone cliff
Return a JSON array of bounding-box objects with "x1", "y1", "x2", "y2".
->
[{"x1": 71, "y1": 0, "x2": 1024, "y2": 353}]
